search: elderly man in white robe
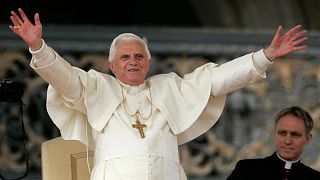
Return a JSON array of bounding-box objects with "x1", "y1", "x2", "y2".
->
[{"x1": 9, "y1": 8, "x2": 308, "y2": 180}]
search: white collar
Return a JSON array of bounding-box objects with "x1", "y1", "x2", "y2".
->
[
  {"x1": 276, "y1": 152, "x2": 300, "y2": 169},
  {"x1": 117, "y1": 79, "x2": 147, "y2": 94}
]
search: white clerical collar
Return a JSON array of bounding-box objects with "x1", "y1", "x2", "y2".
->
[
  {"x1": 117, "y1": 79, "x2": 147, "y2": 94},
  {"x1": 276, "y1": 152, "x2": 300, "y2": 169}
]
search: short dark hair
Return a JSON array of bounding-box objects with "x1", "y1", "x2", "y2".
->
[{"x1": 274, "y1": 106, "x2": 314, "y2": 134}]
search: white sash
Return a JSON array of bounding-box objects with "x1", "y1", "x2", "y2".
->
[{"x1": 94, "y1": 130, "x2": 180, "y2": 179}]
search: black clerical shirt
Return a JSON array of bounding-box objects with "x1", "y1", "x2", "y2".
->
[{"x1": 227, "y1": 152, "x2": 320, "y2": 180}]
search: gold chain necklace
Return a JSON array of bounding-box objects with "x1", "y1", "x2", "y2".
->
[{"x1": 120, "y1": 81, "x2": 153, "y2": 138}]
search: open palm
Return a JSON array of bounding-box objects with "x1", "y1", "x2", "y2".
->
[
  {"x1": 264, "y1": 25, "x2": 308, "y2": 61},
  {"x1": 9, "y1": 8, "x2": 43, "y2": 50}
]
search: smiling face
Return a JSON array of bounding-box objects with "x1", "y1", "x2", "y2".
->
[
  {"x1": 108, "y1": 39, "x2": 151, "y2": 86},
  {"x1": 274, "y1": 114, "x2": 312, "y2": 161}
]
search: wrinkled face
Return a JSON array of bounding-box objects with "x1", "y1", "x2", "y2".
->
[
  {"x1": 274, "y1": 114, "x2": 312, "y2": 161},
  {"x1": 108, "y1": 40, "x2": 151, "y2": 86}
]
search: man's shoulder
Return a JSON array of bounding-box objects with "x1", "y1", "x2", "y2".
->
[
  {"x1": 236, "y1": 157, "x2": 265, "y2": 167},
  {"x1": 87, "y1": 69, "x2": 114, "y2": 79},
  {"x1": 148, "y1": 72, "x2": 179, "y2": 81},
  {"x1": 78, "y1": 69, "x2": 117, "y2": 86},
  {"x1": 235, "y1": 155, "x2": 278, "y2": 171},
  {"x1": 299, "y1": 163, "x2": 320, "y2": 176}
]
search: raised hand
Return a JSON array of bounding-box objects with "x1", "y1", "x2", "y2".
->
[
  {"x1": 9, "y1": 8, "x2": 43, "y2": 51},
  {"x1": 264, "y1": 25, "x2": 308, "y2": 61}
]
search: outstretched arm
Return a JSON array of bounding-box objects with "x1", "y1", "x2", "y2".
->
[
  {"x1": 264, "y1": 25, "x2": 308, "y2": 61},
  {"x1": 9, "y1": 8, "x2": 43, "y2": 51},
  {"x1": 9, "y1": 8, "x2": 82, "y2": 101}
]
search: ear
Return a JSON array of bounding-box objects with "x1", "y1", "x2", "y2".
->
[
  {"x1": 107, "y1": 61, "x2": 114, "y2": 73},
  {"x1": 305, "y1": 133, "x2": 313, "y2": 146},
  {"x1": 147, "y1": 59, "x2": 152, "y2": 69}
]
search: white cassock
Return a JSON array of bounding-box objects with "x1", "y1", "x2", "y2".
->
[{"x1": 30, "y1": 40, "x2": 271, "y2": 180}]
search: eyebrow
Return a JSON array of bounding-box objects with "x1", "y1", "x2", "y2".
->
[{"x1": 277, "y1": 129, "x2": 303, "y2": 136}]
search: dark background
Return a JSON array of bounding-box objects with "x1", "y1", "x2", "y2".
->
[
  {"x1": 0, "y1": 0, "x2": 200, "y2": 27},
  {"x1": 1, "y1": 0, "x2": 320, "y2": 30}
]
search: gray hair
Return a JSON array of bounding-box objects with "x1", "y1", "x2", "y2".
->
[
  {"x1": 108, "y1": 33, "x2": 151, "y2": 62},
  {"x1": 274, "y1": 106, "x2": 314, "y2": 134}
]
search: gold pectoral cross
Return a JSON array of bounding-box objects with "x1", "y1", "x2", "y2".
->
[{"x1": 132, "y1": 118, "x2": 147, "y2": 138}]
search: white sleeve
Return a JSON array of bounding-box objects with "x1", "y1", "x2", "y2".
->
[
  {"x1": 29, "y1": 40, "x2": 81, "y2": 101},
  {"x1": 252, "y1": 49, "x2": 273, "y2": 74},
  {"x1": 29, "y1": 39, "x2": 56, "y2": 68},
  {"x1": 210, "y1": 49, "x2": 272, "y2": 96}
]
